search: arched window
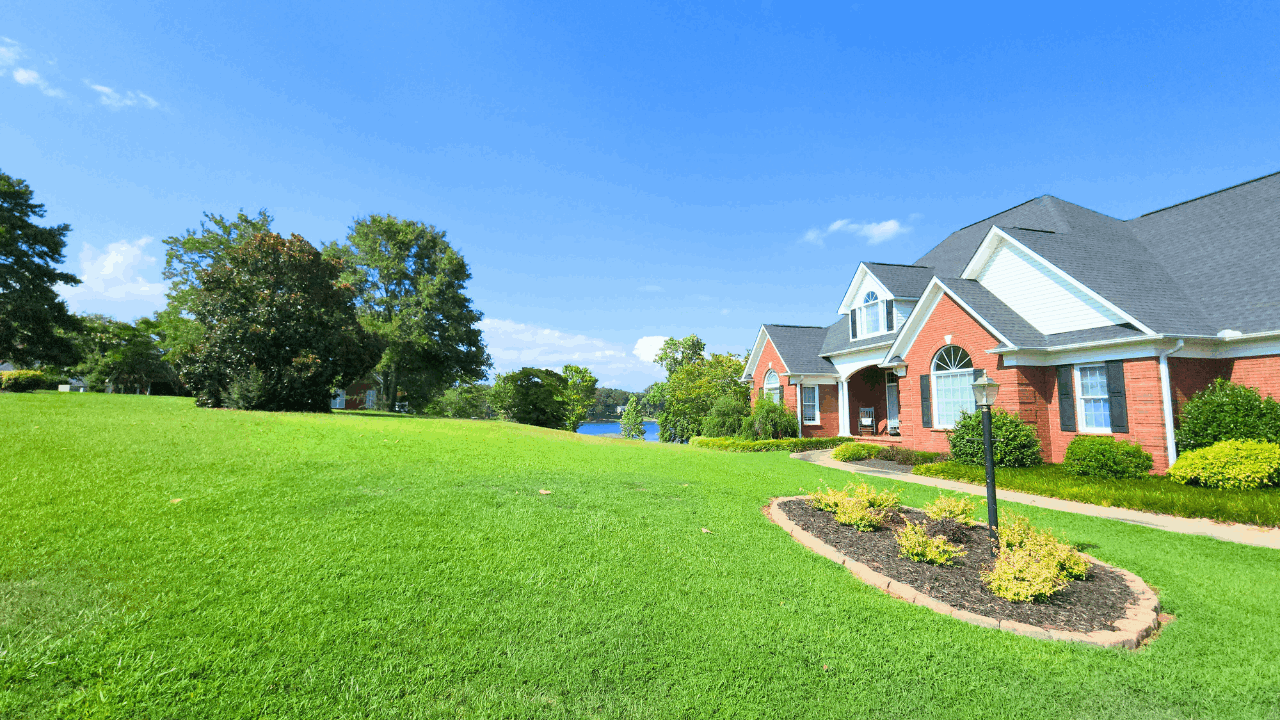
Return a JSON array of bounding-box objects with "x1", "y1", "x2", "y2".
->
[
  {"x1": 931, "y1": 345, "x2": 975, "y2": 428},
  {"x1": 762, "y1": 369, "x2": 782, "y2": 404},
  {"x1": 860, "y1": 291, "x2": 882, "y2": 335}
]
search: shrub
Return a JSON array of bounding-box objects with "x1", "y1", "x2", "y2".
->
[
  {"x1": 701, "y1": 395, "x2": 750, "y2": 438},
  {"x1": 895, "y1": 520, "x2": 966, "y2": 565},
  {"x1": 850, "y1": 483, "x2": 901, "y2": 510},
  {"x1": 831, "y1": 442, "x2": 877, "y2": 462},
  {"x1": 807, "y1": 483, "x2": 851, "y2": 512},
  {"x1": 990, "y1": 514, "x2": 1090, "y2": 590},
  {"x1": 947, "y1": 408, "x2": 1042, "y2": 467},
  {"x1": 690, "y1": 436, "x2": 858, "y2": 453},
  {"x1": 738, "y1": 393, "x2": 799, "y2": 440},
  {"x1": 834, "y1": 496, "x2": 886, "y2": 531},
  {"x1": 0, "y1": 370, "x2": 46, "y2": 392},
  {"x1": 877, "y1": 446, "x2": 948, "y2": 466},
  {"x1": 1176, "y1": 378, "x2": 1280, "y2": 453},
  {"x1": 1168, "y1": 439, "x2": 1280, "y2": 490},
  {"x1": 982, "y1": 546, "x2": 1071, "y2": 602},
  {"x1": 1062, "y1": 436, "x2": 1153, "y2": 479},
  {"x1": 923, "y1": 493, "x2": 977, "y2": 526}
]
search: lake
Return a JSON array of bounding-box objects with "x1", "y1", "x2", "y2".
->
[{"x1": 576, "y1": 420, "x2": 661, "y2": 442}]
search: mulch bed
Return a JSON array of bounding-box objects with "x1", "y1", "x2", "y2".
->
[{"x1": 778, "y1": 499, "x2": 1137, "y2": 633}]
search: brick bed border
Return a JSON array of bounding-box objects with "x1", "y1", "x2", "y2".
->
[{"x1": 768, "y1": 496, "x2": 1161, "y2": 649}]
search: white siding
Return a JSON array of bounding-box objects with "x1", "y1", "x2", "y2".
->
[
  {"x1": 976, "y1": 241, "x2": 1126, "y2": 335},
  {"x1": 894, "y1": 301, "x2": 916, "y2": 329}
]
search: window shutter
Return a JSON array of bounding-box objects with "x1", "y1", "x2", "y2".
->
[
  {"x1": 920, "y1": 375, "x2": 932, "y2": 429},
  {"x1": 885, "y1": 301, "x2": 895, "y2": 332},
  {"x1": 1105, "y1": 360, "x2": 1129, "y2": 433},
  {"x1": 850, "y1": 311, "x2": 858, "y2": 340},
  {"x1": 1056, "y1": 365, "x2": 1076, "y2": 432}
]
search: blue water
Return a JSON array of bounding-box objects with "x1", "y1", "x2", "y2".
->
[{"x1": 577, "y1": 420, "x2": 661, "y2": 442}]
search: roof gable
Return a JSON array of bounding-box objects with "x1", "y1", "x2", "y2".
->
[{"x1": 760, "y1": 324, "x2": 838, "y2": 376}]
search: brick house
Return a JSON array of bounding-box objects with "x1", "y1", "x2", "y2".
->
[{"x1": 742, "y1": 172, "x2": 1280, "y2": 472}]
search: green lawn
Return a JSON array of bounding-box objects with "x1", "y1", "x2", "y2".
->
[
  {"x1": 913, "y1": 461, "x2": 1280, "y2": 527},
  {"x1": 2, "y1": 393, "x2": 1279, "y2": 719}
]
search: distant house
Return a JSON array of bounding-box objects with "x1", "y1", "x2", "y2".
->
[
  {"x1": 743, "y1": 171, "x2": 1280, "y2": 473},
  {"x1": 333, "y1": 380, "x2": 378, "y2": 410}
]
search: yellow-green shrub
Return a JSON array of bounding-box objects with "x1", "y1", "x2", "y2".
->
[
  {"x1": 1168, "y1": 439, "x2": 1280, "y2": 490},
  {"x1": 0, "y1": 370, "x2": 46, "y2": 392},
  {"x1": 834, "y1": 496, "x2": 886, "y2": 531},
  {"x1": 807, "y1": 483, "x2": 851, "y2": 512},
  {"x1": 923, "y1": 494, "x2": 976, "y2": 526},
  {"x1": 997, "y1": 515, "x2": 1088, "y2": 579},
  {"x1": 850, "y1": 483, "x2": 900, "y2": 510},
  {"x1": 982, "y1": 545, "x2": 1070, "y2": 602},
  {"x1": 895, "y1": 520, "x2": 966, "y2": 565},
  {"x1": 831, "y1": 442, "x2": 877, "y2": 462}
]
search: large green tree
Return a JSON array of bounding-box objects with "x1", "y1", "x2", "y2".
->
[
  {"x1": 157, "y1": 209, "x2": 274, "y2": 369},
  {"x1": 0, "y1": 169, "x2": 82, "y2": 367},
  {"x1": 71, "y1": 314, "x2": 178, "y2": 394},
  {"x1": 182, "y1": 232, "x2": 381, "y2": 411},
  {"x1": 652, "y1": 347, "x2": 748, "y2": 443},
  {"x1": 654, "y1": 334, "x2": 707, "y2": 376},
  {"x1": 324, "y1": 215, "x2": 489, "y2": 411},
  {"x1": 560, "y1": 364, "x2": 599, "y2": 431},
  {"x1": 491, "y1": 367, "x2": 567, "y2": 429}
]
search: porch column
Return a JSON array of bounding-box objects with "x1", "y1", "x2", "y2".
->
[
  {"x1": 795, "y1": 382, "x2": 804, "y2": 437},
  {"x1": 838, "y1": 379, "x2": 851, "y2": 436}
]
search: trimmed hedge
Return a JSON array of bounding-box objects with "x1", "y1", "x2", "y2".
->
[
  {"x1": 948, "y1": 408, "x2": 1043, "y2": 468},
  {"x1": 690, "y1": 436, "x2": 859, "y2": 453},
  {"x1": 1, "y1": 370, "x2": 47, "y2": 392},
  {"x1": 1176, "y1": 378, "x2": 1280, "y2": 452},
  {"x1": 1062, "y1": 436, "x2": 1153, "y2": 479},
  {"x1": 829, "y1": 441, "x2": 947, "y2": 466},
  {"x1": 1168, "y1": 439, "x2": 1280, "y2": 490}
]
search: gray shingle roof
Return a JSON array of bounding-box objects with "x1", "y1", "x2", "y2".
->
[
  {"x1": 763, "y1": 325, "x2": 838, "y2": 375},
  {"x1": 1129, "y1": 172, "x2": 1280, "y2": 334},
  {"x1": 862, "y1": 263, "x2": 935, "y2": 298},
  {"x1": 819, "y1": 314, "x2": 897, "y2": 356},
  {"x1": 940, "y1": 279, "x2": 1151, "y2": 350}
]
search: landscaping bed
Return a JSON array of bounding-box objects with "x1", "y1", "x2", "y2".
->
[{"x1": 778, "y1": 498, "x2": 1137, "y2": 633}]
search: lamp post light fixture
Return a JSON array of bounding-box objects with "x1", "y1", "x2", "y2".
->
[{"x1": 971, "y1": 372, "x2": 1001, "y2": 551}]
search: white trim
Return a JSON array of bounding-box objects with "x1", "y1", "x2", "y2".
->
[
  {"x1": 820, "y1": 340, "x2": 894, "y2": 360},
  {"x1": 885, "y1": 371, "x2": 900, "y2": 433},
  {"x1": 931, "y1": 369, "x2": 975, "y2": 430},
  {"x1": 961, "y1": 226, "x2": 1156, "y2": 336},
  {"x1": 795, "y1": 384, "x2": 803, "y2": 434},
  {"x1": 1158, "y1": 340, "x2": 1184, "y2": 467},
  {"x1": 801, "y1": 385, "x2": 821, "y2": 425},
  {"x1": 1074, "y1": 363, "x2": 1112, "y2": 434},
  {"x1": 838, "y1": 379, "x2": 852, "y2": 436}
]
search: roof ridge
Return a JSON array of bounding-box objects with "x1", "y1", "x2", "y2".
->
[
  {"x1": 865, "y1": 261, "x2": 934, "y2": 269},
  {"x1": 1136, "y1": 170, "x2": 1280, "y2": 218},
  {"x1": 765, "y1": 323, "x2": 824, "y2": 329}
]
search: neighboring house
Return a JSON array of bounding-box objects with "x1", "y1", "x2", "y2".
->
[
  {"x1": 333, "y1": 380, "x2": 378, "y2": 410},
  {"x1": 743, "y1": 171, "x2": 1280, "y2": 473}
]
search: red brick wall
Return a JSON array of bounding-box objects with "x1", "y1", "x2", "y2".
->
[
  {"x1": 1226, "y1": 354, "x2": 1280, "y2": 399},
  {"x1": 804, "y1": 384, "x2": 842, "y2": 438},
  {"x1": 750, "y1": 338, "x2": 799, "y2": 416},
  {"x1": 1168, "y1": 357, "x2": 1231, "y2": 417},
  {"x1": 1043, "y1": 357, "x2": 1171, "y2": 471}
]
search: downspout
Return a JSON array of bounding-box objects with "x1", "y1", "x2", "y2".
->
[{"x1": 1157, "y1": 340, "x2": 1185, "y2": 468}]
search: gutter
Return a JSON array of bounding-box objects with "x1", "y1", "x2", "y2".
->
[{"x1": 1157, "y1": 339, "x2": 1185, "y2": 468}]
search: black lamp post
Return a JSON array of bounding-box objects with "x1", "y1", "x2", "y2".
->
[{"x1": 971, "y1": 372, "x2": 1001, "y2": 549}]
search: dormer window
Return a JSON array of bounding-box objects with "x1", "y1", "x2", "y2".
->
[{"x1": 851, "y1": 291, "x2": 893, "y2": 340}]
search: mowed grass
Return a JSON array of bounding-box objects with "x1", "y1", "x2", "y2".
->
[
  {"x1": 913, "y1": 460, "x2": 1280, "y2": 527},
  {"x1": 2, "y1": 394, "x2": 1279, "y2": 719}
]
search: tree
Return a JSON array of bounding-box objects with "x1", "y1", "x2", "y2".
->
[
  {"x1": 0, "y1": 169, "x2": 83, "y2": 367},
  {"x1": 493, "y1": 367, "x2": 567, "y2": 429},
  {"x1": 157, "y1": 209, "x2": 274, "y2": 369},
  {"x1": 654, "y1": 334, "x2": 707, "y2": 376},
  {"x1": 324, "y1": 215, "x2": 490, "y2": 412},
  {"x1": 619, "y1": 395, "x2": 646, "y2": 440},
  {"x1": 588, "y1": 387, "x2": 635, "y2": 420},
  {"x1": 560, "y1": 364, "x2": 598, "y2": 431},
  {"x1": 657, "y1": 353, "x2": 748, "y2": 443},
  {"x1": 701, "y1": 394, "x2": 750, "y2": 437},
  {"x1": 71, "y1": 314, "x2": 178, "y2": 394},
  {"x1": 431, "y1": 382, "x2": 493, "y2": 418},
  {"x1": 182, "y1": 232, "x2": 382, "y2": 411}
]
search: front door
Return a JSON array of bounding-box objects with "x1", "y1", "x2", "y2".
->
[{"x1": 886, "y1": 372, "x2": 900, "y2": 434}]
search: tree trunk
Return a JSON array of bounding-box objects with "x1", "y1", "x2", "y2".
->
[{"x1": 387, "y1": 363, "x2": 399, "y2": 411}]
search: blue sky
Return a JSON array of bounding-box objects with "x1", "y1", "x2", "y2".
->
[{"x1": 5, "y1": 2, "x2": 1279, "y2": 390}]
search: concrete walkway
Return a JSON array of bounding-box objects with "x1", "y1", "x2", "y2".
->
[{"x1": 792, "y1": 449, "x2": 1280, "y2": 550}]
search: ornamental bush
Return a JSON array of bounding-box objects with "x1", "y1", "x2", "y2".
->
[
  {"x1": 1176, "y1": 378, "x2": 1280, "y2": 453},
  {"x1": 738, "y1": 393, "x2": 800, "y2": 440},
  {"x1": 948, "y1": 408, "x2": 1043, "y2": 468},
  {"x1": 831, "y1": 442, "x2": 877, "y2": 462},
  {"x1": 807, "y1": 483, "x2": 851, "y2": 512},
  {"x1": 834, "y1": 496, "x2": 887, "y2": 531},
  {"x1": 983, "y1": 515, "x2": 1089, "y2": 602},
  {"x1": 1062, "y1": 436, "x2": 1153, "y2": 479},
  {"x1": 923, "y1": 493, "x2": 977, "y2": 526},
  {"x1": 1167, "y1": 439, "x2": 1280, "y2": 490},
  {"x1": 895, "y1": 520, "x2": 966, "y2": 565},
  {"x1": 0, "y1": 369, "x2": 46, "y2": 392},
  {"x1": 701, "y1": 395, "x2": 750, "y2": 438}
]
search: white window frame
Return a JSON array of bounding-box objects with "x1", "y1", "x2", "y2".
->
[
  {"x1": 1074, "y1": 363, "x2": 1112, "y2": 434},
  {"x1": 365, "y1": 389, "x2": 377, "y2": 409},
  {"x1": 331, "y1": 389, "x2": 346, "y2": 410},
  {"x1": 762, "y1": 370, "x2": 783, "y2": 405},
  {"x1": 930, "y1": 346, "x2": 975, "y2": 430},
  {"x1": 885, "y1": 371, "x2": 900, "y2": 432},
  {"x1": 801, "y1": 385, "x2": 820, "y2": 425}
]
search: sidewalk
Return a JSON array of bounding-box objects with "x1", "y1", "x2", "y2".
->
[{"x1": 791, "y1": 449, "x2": 1280, "y2": 550}]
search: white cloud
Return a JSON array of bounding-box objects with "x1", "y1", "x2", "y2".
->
[
  {"x1": 0, "y1": 38, "x2": 19, "y2": 66},
  {"x1": 720, "y1": 308, "x2": 730, "y2": 315},
  {"x1": 479, "y1": 319, "x2": 666, "y2": 390},
  {"x1": 86, "y1": 81, "x2": 160, "y2": 110},
  {"x1": 55, "y1": 237, "x2": 169, "y2": 312},
  {"x1": 639, "y1": 284, "x2": 663, "y2": 293},
  {"x1": 12, "y1": 67, "x2": 64, "y2": 97},
  {"x1": 632, "y1": 336, "x2": 668, "y2": 363},
  {"x1": 799, "y1": 218, "x2": 910, "y2": 247}
]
